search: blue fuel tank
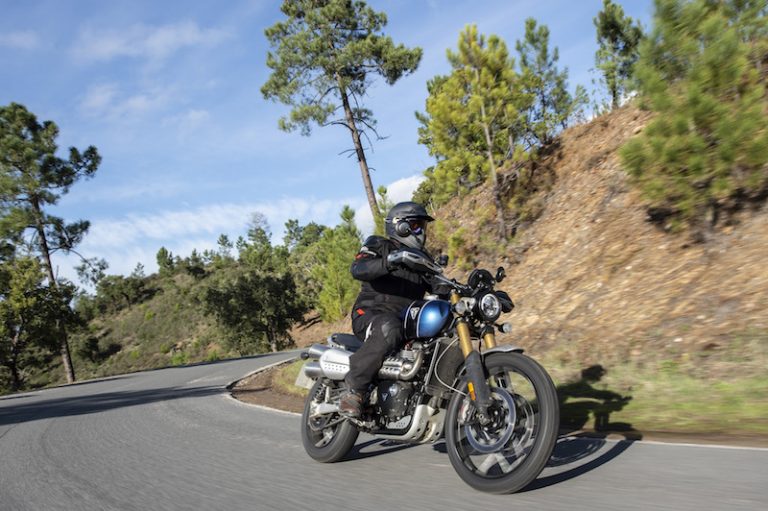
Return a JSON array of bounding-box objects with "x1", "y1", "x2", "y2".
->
[{"x1": 403, "y1": 299, "x2": 453, "y2": 339}]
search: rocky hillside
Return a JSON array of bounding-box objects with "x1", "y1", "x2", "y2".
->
[
  {"x1": 297, "y1": 106, "x2": 767, "y2": 381},
  {"x1": 436, "y1": 106, "x2": 766, "y2": 378}
]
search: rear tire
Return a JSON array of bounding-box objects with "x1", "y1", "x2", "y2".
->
[
  {"x1": 301, "y1": 379, "x2": 359, "y2": 463},
  {"x1": 444, "y1": 352, "x2": 559, "y2": 493}
]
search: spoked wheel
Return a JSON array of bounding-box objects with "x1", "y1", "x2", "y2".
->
[
  {"x1": 445, "y1": 352, "x2": 559, "y2": 494},
  {"x1": 301, "y1": 379, "x2": 359, "y2": 463}
]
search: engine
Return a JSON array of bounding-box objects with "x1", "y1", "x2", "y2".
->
[
  {"x1": 372, "y1": 381, "x2": 414, "y2": 420},
  {"x1": 376, "y1": 344, "x2": 424, "y2": 380}
]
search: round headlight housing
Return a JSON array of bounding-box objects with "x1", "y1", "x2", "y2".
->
[{"x1": 478, "y1": 293, "x2": 501, "y2": 321}]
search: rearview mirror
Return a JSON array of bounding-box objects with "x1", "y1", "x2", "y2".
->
[
  {"x1": 495, "y1": 266, "x2": 506, "y2": 282},
  {"x1": 437, "y1": 255, "x2": 449, "y2": 267}
]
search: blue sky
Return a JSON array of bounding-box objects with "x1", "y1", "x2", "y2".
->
[{"x1": 1, "y1": 0, "x2": 653, "y2": 281}]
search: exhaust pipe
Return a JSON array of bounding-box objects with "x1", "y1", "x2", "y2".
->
[
  {"x1": 302, "y1": 347, "x2": 352, "y2": 380},
  {"x1": 303, "y1": 361, "x2": 323, "y2": 378},
  {"x1": 307, "y1": 344, "x2": 329, "y2": 359}
]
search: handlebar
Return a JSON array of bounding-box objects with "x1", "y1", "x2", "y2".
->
[
  {"x1": 389, "y1": 249, "x2": 496, "y2": 295},
  {"x1": 431, "y1": 272, "x2": 472, "y2": 293}
]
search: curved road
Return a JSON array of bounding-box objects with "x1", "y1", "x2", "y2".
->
[{"x1": 1, "y1": 352, "x2": 766, "y2": 510}]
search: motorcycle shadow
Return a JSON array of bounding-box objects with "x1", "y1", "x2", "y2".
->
[
  {"x1": 522, "y1": 433, "x2": 635, "y2": 491},
  {"x1": 522, "y1": 364, "x2": 641, "y2": 491},
  {"x1": 343, "y1": 438, "x2": 419, "y2": 461}
]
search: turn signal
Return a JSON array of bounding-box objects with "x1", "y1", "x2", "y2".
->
[{"x1": 452, "y1": 297, "x2": 476, "y2": 316}]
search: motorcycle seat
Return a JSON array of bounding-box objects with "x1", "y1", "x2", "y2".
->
[{"x1": 329, "y1": 333, "x2": 363, "y2": 352}]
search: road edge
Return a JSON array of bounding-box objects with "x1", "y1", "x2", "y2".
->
[{"x1": 224, "y1": 355, "x2": 302, "y2": 417}]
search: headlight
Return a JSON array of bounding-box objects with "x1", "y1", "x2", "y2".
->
[{"x1": 478, "y1": 293, "x2": 501, "y2": 321}]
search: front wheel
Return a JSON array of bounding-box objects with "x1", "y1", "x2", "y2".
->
[
  {"x1": 301, "y1": 379, "x2": 359, "y2": 463},
  {"x1": 445, "y1": 352, "x2": 559, "y2": 494}
]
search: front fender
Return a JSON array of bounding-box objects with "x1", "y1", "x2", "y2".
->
[{"x1": 482, "y1": 344, "x2": 525, "y2": 358}]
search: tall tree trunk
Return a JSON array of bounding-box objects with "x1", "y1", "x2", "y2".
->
[
  {"x1": 611, "y1": 74, "x2": 620, "y2": 110},
  {"x1": 337, "y1": 78, "x2": 380, "y2": 225},
  {"x1": 8, "y1": 360, "x2": 22, "y2": 392},
  {"x1": 32, "y1": 198, "x2": 76, "y2": 384},
  {"x1": 479, "y1": 103, "x2": 507, "y2": 239}
]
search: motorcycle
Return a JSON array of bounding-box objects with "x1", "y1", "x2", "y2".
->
[{"x1": 299, "y1": 249, "x2": 559, "y2": 494}]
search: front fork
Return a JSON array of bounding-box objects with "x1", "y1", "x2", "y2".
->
[{"x1": 451, "y1": 291, "x2": 495, "y2": 425}]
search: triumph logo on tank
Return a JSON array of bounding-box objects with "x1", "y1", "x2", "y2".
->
[{"x1": 410, "y1": 307, "x2": 420, "y2": 319}]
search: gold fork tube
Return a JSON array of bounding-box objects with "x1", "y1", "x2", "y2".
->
[
  {"x1": 483, "y1": 331, "x2": 497, "y2": 349},
  {"x1": 451, "y1": 291, "x2": 474, "y2": 357},
  {"x1": 456, "y1": 321, "x2": 474, "y2": 358}
]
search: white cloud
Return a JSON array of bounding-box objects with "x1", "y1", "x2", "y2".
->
[
  {"x1": 49, "y1": 200, "x2": 326, "y2": 282},
  {"x1": 71, "y1": 21, "x2": 231, "y2": 63},
  {"x1": 74, "y1": 197, "x2": 345, "y2": 272},
  {"x1": 79, "y1": 83, "x2": 172, "y2": 120},
  {"x1": 64, "y1": 178, "x2": 190, "y2": 204},
  {"x1": 79, "y1": 83, "x2": 118, "y2": 112},
  {"x1": 354, "y1": 174, "x2": 425, "y2": 237},
  {"x1": 0, "y1": 30, "x2": 40, "y2": 50},
  {"x1": 57, "y1": 182, "x2": 424, "y2": 280},
  {"x1": 162, "y1": 109, "x2": 211, "y2": 136}
]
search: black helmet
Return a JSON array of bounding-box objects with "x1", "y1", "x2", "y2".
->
[{"x1": 385, "y1": 201, "x2": 434, "y2": 250}]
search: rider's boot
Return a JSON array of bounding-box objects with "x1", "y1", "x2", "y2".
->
[{"x1": 339, "y1": 390, "x2": 364, "y2": 418}]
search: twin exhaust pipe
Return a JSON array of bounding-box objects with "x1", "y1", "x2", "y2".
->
[{"x1": 302, "y1": 344, "x2": 330, "y2": 379}]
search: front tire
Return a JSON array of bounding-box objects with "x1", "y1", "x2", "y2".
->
[
  {"x1": 301, "y1": 379, "x2": 359, "y2": 463},
  {"x1": 444, "y1": 352, "x2": 559, "y2": 493}
]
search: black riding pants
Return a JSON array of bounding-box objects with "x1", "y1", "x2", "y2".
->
[{"x1": 345, "y1": 311, "x2": 404, "y2": 392}]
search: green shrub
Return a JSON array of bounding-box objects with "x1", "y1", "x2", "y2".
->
[
  {"x1": 621, "y1": 0, "x2": 768, "y2": 233},
  {"x1": 170, "y1": 351, "x2": 188, "y2": 366}
]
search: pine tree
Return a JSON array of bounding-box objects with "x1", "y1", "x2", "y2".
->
[
  {"x1": 205, "y1": 216, "x2": 307, "y2": 353},
  {"x1": 261, "y1": 0, "x2": 422, "y2": 224},
  {"x1": 594, "y1": 0, "x2": 644, "y2": 110},
  {"x1": 621, "y1": 0, "x2": 768, "y2": 235},
  {"x1": 238, "y1": 213, "x2": 289, "y2": 274},
  {"x1": 0, "y1": 103, "x2": 100, "y2": 383},
  {"x1": 516, "y1": 18, "x2": 581, "y2": 148},
  {"x1": 216, "y1": 234, "x2": 233, "y2": 260},
  {"x1": 418, "y1": 26, "x2": 530, "y2": 235},
  {"x1": 312, "y1": 206, "x2": 361, "y2": 321},
  {"x1": 0, "y1": 257, "x2": 63, "y2": 391},
  {"x1": 156, "y1": 247, "x2": 175, "y2": 276},
  {"x1": 204, "y1": 270, "x2": 305, "y2": 353},
  {"x1": 282, "y1": 219, "x2": 328, "y2": 309},
  {"x1": 374, "y1": 185, "x2": 395, "y2": 235}
]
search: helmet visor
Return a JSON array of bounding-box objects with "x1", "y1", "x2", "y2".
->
[{"x1": 407, "y1": 218, "x2": 428, "y2": 235}]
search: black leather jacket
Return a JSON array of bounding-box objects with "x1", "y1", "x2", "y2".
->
[{"x1": 350, "y1": 235, "x2": 443, "y2": 318}]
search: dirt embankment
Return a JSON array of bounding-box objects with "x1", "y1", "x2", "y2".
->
[{"x1": 432, "y1": 106, "x2": 767, "y2": 378}]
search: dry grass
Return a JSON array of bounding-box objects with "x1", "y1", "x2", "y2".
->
[{"x1": 271, "y1": 359, "x2": 310, "y2": 398}]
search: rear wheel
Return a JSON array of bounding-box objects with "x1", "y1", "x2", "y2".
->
[
  {"x1": 301, "y1": 379, "x2": 359, "y2": 463},
  {"x1": 444, "y1": 352, "x2": 559, "y2": 493}
]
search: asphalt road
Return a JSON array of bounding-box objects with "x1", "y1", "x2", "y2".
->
[{"x1": 1, "y1": 351, "x2": 766, "y2": 511}]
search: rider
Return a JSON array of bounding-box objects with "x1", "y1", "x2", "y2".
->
[{"x1": 339, "y1": 201, "x2": 443, "y2": 417}]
